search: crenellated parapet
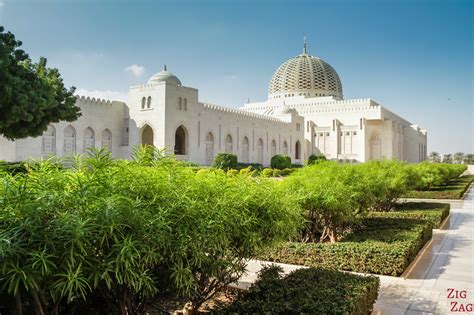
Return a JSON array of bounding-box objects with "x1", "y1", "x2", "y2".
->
[
  {"x1": 201, "y1": 102, "x2": 288, "y2": 123},
  {"x1": 75, "y1": 95, "x2": 116, "y2": 106}
]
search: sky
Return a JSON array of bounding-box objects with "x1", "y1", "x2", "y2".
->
[{"x1": 0, "y1": 0, "x2": 472, "y2": 153}]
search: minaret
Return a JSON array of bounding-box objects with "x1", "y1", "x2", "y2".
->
[{"x1": 303, "y1": 36, "x2": 307, "y2": 54}]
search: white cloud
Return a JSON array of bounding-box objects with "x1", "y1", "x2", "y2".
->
[
  {"x1": 75, "y1": 89, "x2": 128, "y2": 102},
  {"x1": 125, "y1": 64, "x2": 145, "y2": 78}
]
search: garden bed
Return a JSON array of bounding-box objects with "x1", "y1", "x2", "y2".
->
[
  {"x1": 220, "y1": 266, "x2": 379, "y2": 314},
  {"x1": 260, "y1": 202, "x2": 449, "y2": 276},
  {"x1": 403, "y1": 175, "x2": 473, "y2": 199}
]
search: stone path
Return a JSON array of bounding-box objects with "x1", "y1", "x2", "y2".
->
[{"x1": 235, "y1": 182, "x2": 474, "y2": 315}]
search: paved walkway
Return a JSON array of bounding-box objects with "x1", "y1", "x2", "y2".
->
[{"x1": 235, "y1": 183, "x2": 474, "y2": 315}]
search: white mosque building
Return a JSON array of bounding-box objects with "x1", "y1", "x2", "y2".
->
[{"x1": 0, "y1": 42, "x2": 427, "y2": 165}]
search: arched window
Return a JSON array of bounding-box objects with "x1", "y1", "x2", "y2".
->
[
  {"x1": 205, "y1": 132, "x2": 214, "y2": 165},
  {"x1": 63, "y1": 125, "x2": 76, "y2": 155},
  {"x1": 101, "y1": 129, "x2": 112, "y2": 150},
  {"x1": 369, "y1": 131, "x2": 381, "y2": 160},
  {"x1": 225, "y1": 134, "x2": 233, "y2": 153},
  {"x1": 295, "y1": 140, "x2": 301, "y2": 160},
  {"x1": 242, "y1": 136, "x2": 249, "y2": 163},
  {"x1": 178, "y1": 97, "x2": 182, "y2": 110},
  {"x1": 174, "y1": 125, "x2": 188, "y2": 155},
  {"x1": 271, "y1": 139, "x2": 276, "y2": 157},
  {"x1": 42, "y1": 125, "x2": 56, "y2": 157},
  {"x1": 141, "y1": 97, "x2": 146, "y2": 109},
  {"x1": 283, "y1": 141, "x2": 288, "y2": 155},
  {"x1": 141, "y1": 125, "x2": 154, "y2": 146},
  {"x1": 83, "y1": 127, "x2": 95, "y2": 152},
  {"x1": 184, "y1": 98, "x2": 187, "y2": 110},
  {"x1": 257, "y1": 138, "x2": 264, "y2": 164},
  {"x1": 147, "y1": 96, "x2": 152, "y2": 109}
]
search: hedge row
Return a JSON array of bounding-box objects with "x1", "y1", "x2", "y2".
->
[
  {"x1": 221, "y1": 266, "x2": 380, "y2": 314},
  {"x1": 404, "y1": 175, "x2": 473, "y2": 199},
  {"x1": 260, "y1": 203, "x2": 448, "y2": 276}
]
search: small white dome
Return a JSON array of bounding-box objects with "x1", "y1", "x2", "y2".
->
[
  {"x1": 268, "y1": 40, "x2": 343, "y2": 99},
  {"x1": 148, "y1": 65, "x2": 182, "y2": 86}
]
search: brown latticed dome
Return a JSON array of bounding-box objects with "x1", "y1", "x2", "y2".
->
[{"x1": 268, "y1": 45, "x2": 343, "y2": 100}]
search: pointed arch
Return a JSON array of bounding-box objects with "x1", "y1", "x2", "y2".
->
[
  {"x1": 63, "y1": 125, "x2": 76, "y2": 155},
  {"x1": 271, "y1": 139, "x2": 277, "y2": 157},
  {"x1": 141, "y1": 124, "x2": 154, "y2": 146},
  {"x1": 242, "y1": 136, "x2": 249, "y2": 163},
  {"x1": 141, "y1": 97, "x2": 146, "y2": 109},
  {"x1": 101, "y1": 129, "x2": 112, "y2": 150},
  {"x1": 174, "y1": 125, "x2": 188, "y2": 155},
  {"x1": 295, "y1": 140, "x2": 301, "y2": 160},
  {"x1": 147, "y1": 96, "x2": 152, "y2": 108},
  {"x1": 83, "y1": 127, "x2": 95, "y2": 152},
  {"x1": 283, "y1": 140, "x2": 288, "y2": 155},
  {"x1": 42, "y1": 125, "x2": 56, "y2": 157},
  {"x1": 205, "y1": 132, "x2": 215, "y2": 165},
  {"x1": 257, "y1": 138, "x2": 264, "y2": 164},
  {"x1": 225, "y1": 134, "x2": 233, "y2": 153},
  {"x1": 369, "y1": 131, "x2": 382, "y2": 160}
]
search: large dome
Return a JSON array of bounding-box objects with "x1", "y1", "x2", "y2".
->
[{"x1": 268, "y1": 44, "x2": 343, "y2": 99}]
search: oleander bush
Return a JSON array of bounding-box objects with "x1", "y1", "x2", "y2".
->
[
  {"x1": 0, "y1": 148, "x2": 301, "y2": 314},
  {"x1": 212, "y1": 153, "x2": 238, "y2": 170},
  {"x1": 221, "y1": 265, "x2": 380, "y2": 314},
  {"x1": 270, "y1": 154, "x2": 291, "y2": 170}
]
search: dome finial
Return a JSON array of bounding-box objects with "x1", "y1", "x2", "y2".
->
[
  {"x1": 303, "y1": 36, "x2": 307, "y2": 54},
  {"x1": 163, "y1": 64, "x2": 167, "y2": 71}
]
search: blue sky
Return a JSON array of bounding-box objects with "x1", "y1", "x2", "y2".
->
[{"x1": 1, "y1": 0, "x2": 472, "y2": 153}]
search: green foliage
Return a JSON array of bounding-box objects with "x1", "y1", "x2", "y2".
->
[
  {"x1": 281, "y1": 168, "x2": 293, "y2": 176},
  {"x1": 261, "y1": 168, "x2": 274, "y2": 177},
  {"x1": 221, "y1": 266, "x2": 379, "y2": 314},
  {"x1": 261, "y1": 202, "x2": 447, "y2": 276},
  {"x1": 236, "y1": 162, "x2": 263, "y2": 171},
  {"x1": 0, "y1": 152, "x2": 300, "y2": 314},
  {"x1": 0, "y1": 27, "x2": 80, "y2": 140},
  {"x1": 404, "y1": 175, "x2": 473, "y2": 199},
  {"x1": 226, "y1": 169, "x2": 239, "y2": 176},
  {"x1": 212, "y1": 153, "x2": 238, "y2": 170},
  {"x1": 239, "y1": 166, "x2": 255, "y2": 176},
  {"x1": 307, "y1": 153, "x2": 327, "y2": 165},
  {"x1": 270, "y1": 154, "x2": 291, "y2": 170},
  {"x1": 408, "y1": 163, "x2": 468, "y2": 191},
  {"x1": 272, "y1": 169, "x2": 282, "y2": 177}
]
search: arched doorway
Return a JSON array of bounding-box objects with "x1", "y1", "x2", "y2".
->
[
  {"x1": 101, "y1": 129, "x2": 112, "y2": 150},
  {"x1": 42, "y1": 125, "x2": 56, "y2": 157},
  {"x1": 257, "y1": 138, "x2": 264, "y2": 164},
  {"x1": 64, "y1": 125, "x2": 76, "y2": 155},
  {"x1": 295, "y1": 140, "x2": 301, "y2": 160},
  {"x1": 271, "y1": 139, "x2": 276, "y2": 157},
  {"x1": 205, "y1": 132, "x2": 214, "y2": 165},
  {"x1": 242, "y1": 137, "x2": 249, "y2": 163},
  {"x1": 174, "y1": 125, "x2": 187, "y2": 155},
  {"x1": 141, "y1": 125, "x2": 154, "y2": 146},
  {"x1": 225, "y1": 134, "x2": 233, "y2": 153},
  {"x1": 283, "y1": 141, "x2": 288, "y2": 155},
  {"x1": 369, "y1": 131, "x2": 381, "y2": 160}
]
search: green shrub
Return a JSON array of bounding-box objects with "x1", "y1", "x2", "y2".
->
[
  {"x1": 226, "y1": 169, "x2": 239, "y2": 176},
  {"x1": 0, "y1": 153, "x2": 301, "y2": 314},
  {"x1": 261, "y1": 168, "x2": 274, "y2": 177},
  {"x1": 307, "y1": 153, "x2": 327, "y2": 165},
  {"x1": 222, "y1": 266, "x2": 379, "y2": 314},
  {"x1": 212, "y1": 153, "x2": 237, "y2": 170},
  {"x1": 239, "y1": 166, "x2": 255, "y2": 176},
  {"x1": 270, "y1": 154, "x2": 291, "y2": 170},
  {"x1": 281, "y1": 168, "x2": 293, "y2": 176},
  {"x1": 236, "y1": 162, "x2": 263, "y2": 171},
  {"x1": 273, "y1": 169, "x2": 282, "y2": 177}
]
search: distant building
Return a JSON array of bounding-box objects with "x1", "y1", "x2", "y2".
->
[{"x1": 0, "y1": 41, "x2": 427, "y2": 164}]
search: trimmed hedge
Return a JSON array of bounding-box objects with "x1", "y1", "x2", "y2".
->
[
  {"x1": 212, "y1": 153, "x2": 237, "y2": 170},
  {"x1": 404, "y1": 175, "x2": 473, "y2": 199},
  {"x1": 221, "y1": 266, "x2": 380, "y2": 314},
  {"x1": 270, "y1": 154, "x2": 291, "y2": 170},
  {"x1": 260, "y1": 203, "x2": 449, "y2": 276},
  {"x1": 307, "y1": 153, "x2": 327, "y2": 165}
]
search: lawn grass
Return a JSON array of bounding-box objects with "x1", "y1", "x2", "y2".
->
[
  {"x1": 403, "y1": 175, "x2": 473, "y2": 199},
  {"x1": 260, "y1": 202, "x2": 449, "y2": 276}
]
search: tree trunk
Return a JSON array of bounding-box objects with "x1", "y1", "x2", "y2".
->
[
  {"x1": 32, "y1": 289, "x2": 45, "y2": 315},
  {"x1": 15, "y1": 291, "x2": 23, "y2": 315}
]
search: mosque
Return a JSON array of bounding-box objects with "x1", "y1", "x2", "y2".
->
[{"x1": 0, "y1": 41, "x2": 427, "y2": 165}]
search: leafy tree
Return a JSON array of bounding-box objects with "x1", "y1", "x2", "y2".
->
[
  {"x1": 463, "y1": 154, "x2": 474, "y2": 165},
  {"x1": 442, "y1": 154, "x2": 452, "y2": 164},
  {"x1": 212, "y1": 153, "x2": 237, "y2": 170},
  {"x1": 428, "y1": 151, "x2": 440, "y2": 163},
  {"x1": 0, "y1": 26, "x2": 80, "y2": 140},
  {"x1": 453, "y1": 152, "x2": 465, "y2": 164}
]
